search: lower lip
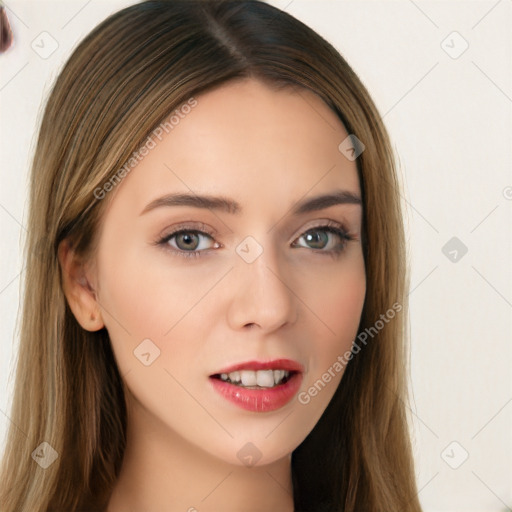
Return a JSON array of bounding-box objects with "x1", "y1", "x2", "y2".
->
[{"x1": 209, "y1": 373, "x2": 303, "y2": 412}]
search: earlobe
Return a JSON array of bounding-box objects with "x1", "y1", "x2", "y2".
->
[{"x1": 57, "y1": 239, "x2": 105, "y2": 332}]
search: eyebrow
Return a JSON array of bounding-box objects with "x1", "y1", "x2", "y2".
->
[{"x1": 140, "y1": 189, "x2": 362, "y2": 216}]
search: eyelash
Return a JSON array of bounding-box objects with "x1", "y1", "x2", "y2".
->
[{"x1": 154, "y1": 221, "x2": 355, "y2": 260}]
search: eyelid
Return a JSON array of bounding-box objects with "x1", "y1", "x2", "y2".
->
[
  {"x1": 291, "y1": 218, "x2": 353, "y2": 239},
  {"x1": 157, "y1": 221, "x2": 218, "y2": 240}
]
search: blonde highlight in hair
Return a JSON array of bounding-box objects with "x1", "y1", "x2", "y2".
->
[{"x1": 0, "y1": 1, "x2": 422, "y2": 510}]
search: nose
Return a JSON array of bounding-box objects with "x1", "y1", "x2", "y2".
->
[{"x1": 226, "y1": 242, "x2": 298, "y2": 333}]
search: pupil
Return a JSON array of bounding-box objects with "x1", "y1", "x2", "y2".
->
[
  {"x1": 306, "y1": 230, "x2": 328, "y2": 249},
  {"x1": 177, "y1": 232, "x2": 199, "y2": 250}
]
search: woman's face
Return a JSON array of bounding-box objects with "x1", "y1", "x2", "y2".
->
[{"x1": 89, "y1": 78, "x2": 365, "y2": 466}]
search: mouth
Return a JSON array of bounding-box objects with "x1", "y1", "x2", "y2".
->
[
  {"x1": 209, "y1": 358, "x2": 304, "y2": 388},
  {"x1": 208, "y1": 359, "x2": 304, "y2": 412},
  {"x1": 210, "y1": 369, "x2": 297, "y2": 389}
]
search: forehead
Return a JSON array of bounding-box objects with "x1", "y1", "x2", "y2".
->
[{"x1": 109, "y1": 78, "x2": 361, "y2": 216}]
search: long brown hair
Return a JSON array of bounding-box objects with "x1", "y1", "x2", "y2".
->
[{"x1": 0, "y1": 1, "x2": 421, "y2": 510}]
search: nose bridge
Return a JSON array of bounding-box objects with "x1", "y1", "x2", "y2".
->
[{"x1": 227, "y1": 234, "x2": 297, "y2": 331}]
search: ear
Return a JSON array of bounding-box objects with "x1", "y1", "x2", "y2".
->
[{"x1": 57, "y1": 239, "x2": 105, "y2": 332}]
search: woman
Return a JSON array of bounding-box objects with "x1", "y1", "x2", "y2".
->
[{"x1": 0, "y1": 1, "x2": 422, "y2": 510}]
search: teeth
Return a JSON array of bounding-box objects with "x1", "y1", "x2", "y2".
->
[
  {"x1": 274, "y1": 369, "x2": 284, "y2": 382},
  {"x1": 256, "y1": 370, "x2": 274, "y2": 388},
  {"x1": 218, "y1": 369, "x2": 291, "y2": 387},
  {"x1": 241, "y1": 370, "x2": 257, "y2": 387}
]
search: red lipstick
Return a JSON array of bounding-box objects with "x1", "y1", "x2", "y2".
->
[
  {"x1": 209, "y1": 359, "x2": 304, "y2": 413},
  {"x1": 213, "y1": 359, "x2": 304, "y2": 374}
]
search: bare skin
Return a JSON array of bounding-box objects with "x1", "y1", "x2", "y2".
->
[{"x1": 59, "y1": 78, "x2": 366, "y2": 511}]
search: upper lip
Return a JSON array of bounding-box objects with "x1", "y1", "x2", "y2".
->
[{"x1": 211, "y1": 358, "x2": 304, "y2": 376}]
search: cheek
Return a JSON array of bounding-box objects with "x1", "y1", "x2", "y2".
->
[
  {"x1": 317, "y1": 276, "x2": 365, "y2": 340},
  {"x1": 295, "y1": 255, "x2": 365, "y2": 412},
  {"x1": 93, "y1": 239, "x2": 168, "y2": 369},
  {"x1": 96, "y1": 238, "x2": 193, "y2": 334},
  {"x1": 97, "y1": 253, "x2": 165, "y2": 335},
  {"x1": 95, "y1": 241, "x2": 219, "y2": 374},
  {"x1": 301, "y1": 253, "x2": 366, "y2": 349}
]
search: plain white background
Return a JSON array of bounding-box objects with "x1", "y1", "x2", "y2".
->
[{"x1": 0, "y1": 1, "x2": 511, "y2": 510}]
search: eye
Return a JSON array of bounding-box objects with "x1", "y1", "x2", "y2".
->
[
  {"x1": 169, "y1": 231, "x2": 213, "y2": 251},
  {"x1": 291, "y1": 222, "x2": 354, "y2": 254},
  {"x1": 154, "y1": 221, "x2": 355, "y2": 260},
  {"x1": 156, "y1": 224, "x2": 220, "y2": 259}
]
